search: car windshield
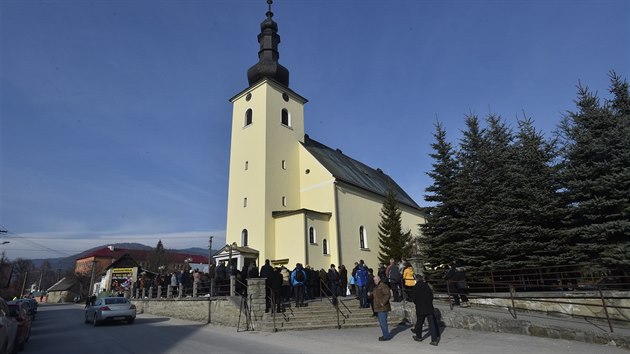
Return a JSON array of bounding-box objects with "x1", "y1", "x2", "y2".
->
[{"x1": 104, "y1": 298, "x2": 129, "y2": 305}]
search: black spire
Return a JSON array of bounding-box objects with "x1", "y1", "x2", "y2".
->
[{"x1": 247, "y1": 0, "x2": 290, "y2": 87}]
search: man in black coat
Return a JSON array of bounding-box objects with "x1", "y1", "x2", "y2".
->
[
  {"x1": 270, "y1": 267, "x2": 284, "y2": 313},
  {"x1": 260, "y1": 259, "x2": 274, "y2": 312},
  {"x1": 411, "y1": 274, "x2": 440, "y2": 346},
  {"x1": 327, "y1": 264, "x2": 340, "y2": 298}
]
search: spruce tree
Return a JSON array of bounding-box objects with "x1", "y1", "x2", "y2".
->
[
  {"x1": 147, "y1": 240, "x2": 169, "y2": 272},
  {"x1": 451, "y1": 114, "x2": 488, "y2": 268},
  {"x1": 557, "y1": 74, "x2": 630, "y2": 268},
  {"x1": 477, "y1": 114, "x2": 515, "y2": 269},
  {"x1": 503, "y1": 117, "x2": 563, "y2": 268},
  {"x1": 421, "y1": 120, "x2": 460, "y2": 267},
  {"x1": 377, "y1": 186, "x2": 412, "y2": 264}
]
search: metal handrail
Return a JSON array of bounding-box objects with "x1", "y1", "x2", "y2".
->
[
  {"x1": 237, "y1": 294, "x2": 254, "y2": 332},
  {"x1": 318, "y1": 279, "x2": 350, "y2": 329}
]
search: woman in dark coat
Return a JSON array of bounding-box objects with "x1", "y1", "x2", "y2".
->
[{"x1": 339, "y1": 265, "x2": 348, "y2": 297}]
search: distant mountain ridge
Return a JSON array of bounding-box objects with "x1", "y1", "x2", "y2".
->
[{"x1": 30, "y1": 243, "x2": 215, "y2": 271}]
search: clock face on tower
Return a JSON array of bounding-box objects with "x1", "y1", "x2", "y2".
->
[{"x1": 282, "y1": 93, "x2": 289, "y2": 102}]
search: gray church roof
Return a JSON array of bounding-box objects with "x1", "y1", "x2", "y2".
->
[{"x1": 302, "y1": 135, "x2": 422, "y2": 211}]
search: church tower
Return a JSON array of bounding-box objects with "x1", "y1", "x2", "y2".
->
[{"x1": 226, "y1": 0, "x2": 308, "y2": 265}]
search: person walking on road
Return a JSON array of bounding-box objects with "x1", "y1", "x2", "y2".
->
[{"x1": 411, "y1": 274, "x2": 440, "y2": 346}]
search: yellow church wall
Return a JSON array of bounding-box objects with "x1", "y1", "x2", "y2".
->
[
  {"x1": 335, "y1": 184, "x2": 383, "y2": 269},
  {"x1": 262, "y1": 83, "x2": 305, "y2": 263},
  {"x1": 226, "y1": 79, "x2": 307, "y2": 265},
  {"x1": 226, "y1": 81, "x2": 268, "y2": 255},
  {"x1": 298, "y1": 145, "x2": 339, "y2": 267},
  {"x1": 334, "y1": 183, "x2": 426, "y2": 269},
  {"x1": 273, "y1": 213, "x2": 306, "y2": 266},
  {"x1": 304, "y1": 214, "x2": 334, "y2": 271}
]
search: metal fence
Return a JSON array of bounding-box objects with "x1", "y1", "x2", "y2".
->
[{"x1": 424, "y1": 263, "x2": 630, "y2": 333}]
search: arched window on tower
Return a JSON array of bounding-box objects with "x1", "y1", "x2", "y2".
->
[
  {"x1": 281, "y1": 108, "x2": 291, "y2": 127},
  {"x1": 323, "y1": 239, "x2": 329, "y2": 255},
  {"x1": 241, "y1": 229, "x2": 248, "y2": 247},
  {"x1": 245, "y1": 109, "x2": 253, "y2": 126},
  {"x1": 309, "y1": 227, "x2": 316, "y2": 244},
  {"x1": 359, "y1": 226, "x2": 367, "y2": 249}
]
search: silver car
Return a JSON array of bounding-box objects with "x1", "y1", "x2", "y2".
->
[
  {"x1": 0, "y1": 297, "x2": 18, "y2": 354},
  {"x1": 84, "y1": 297, "x2": 136, "y2": 326}
]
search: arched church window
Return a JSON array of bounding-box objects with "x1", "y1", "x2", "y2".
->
[
  {"x1": 241, "y1": 229, "x2": 248, "y2": 247},
  {"x1": 245, "y1": 109, "x2": 253, "y2": 126},
  {"x1": 323, "y1": 239, "x2": 329, "y2": 255},
  {"x1": 281, "y1": 108, "x2": 291, "y2": 127},
  {"x1": 309, "y1": 227, "x2": 316, "y2": 244},
  {"x1": 359, "y1": 226, "x2": 367, "y2": 249}
]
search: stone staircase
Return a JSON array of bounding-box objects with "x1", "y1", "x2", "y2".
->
[{"x1": 259, "y1": 297, "x2": 406, "y2": 332}]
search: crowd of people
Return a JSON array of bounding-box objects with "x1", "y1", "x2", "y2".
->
[{"x1": 128, "y1": 257, "x2": 473, "y2": 346}]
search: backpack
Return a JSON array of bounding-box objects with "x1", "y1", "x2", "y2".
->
[
  {"x1": 389, "y1": 265, "x2": 401, "y2": 282},
  {"x1": 295, "y1": 269, "x2": 305, "y2": 282}
]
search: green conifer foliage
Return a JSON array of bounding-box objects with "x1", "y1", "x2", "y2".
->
[
  {"x1": 421, "y1": 121, "x2": 460, "y2": 267},
  {"x1": 377, "y1": 186, "x2": 412, "y2": 264},
  {"x1": 558, "y1": 73, "x2": 630, "y2": 268},
  {"x1": 419, "y1": 73, "x2": 627, "y2": 272},
  {"x1": 451, "y1": 115, "x2": 488, "y2": 267},
  {"x1": 503, "y1": 117, "x2": 563, "y2": 268}
]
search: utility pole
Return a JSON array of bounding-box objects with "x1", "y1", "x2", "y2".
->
[
  {"x1": 20, "y1": 270, "x2": 28, "y2": 298},
  {"x1": 208, "y1": 236, "x2": 214, "y2": 269}
]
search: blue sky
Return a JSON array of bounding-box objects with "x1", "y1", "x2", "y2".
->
[{"x1": 1, "y1": 0, "x2": 628, "y2": 260}]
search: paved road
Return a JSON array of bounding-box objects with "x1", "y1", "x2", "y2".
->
[{"x1": 25, "y1": 303, "x2": 626, "y2": 354}]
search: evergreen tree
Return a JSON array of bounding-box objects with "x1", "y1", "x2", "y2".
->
[
  {"x1": 557, "y1": 74, "x2": 630, "y2": 268},
  {"x1": 477, "y1": 114, "x2": 515, "y2": 269},
  {"x1": 502, "y1": 117, "x2": 563, "y2": 268},
  {"x1": 451, "y1": 114, "x2": 488, "y2": 268},
  {"x1": 147, "y1": 240, "x2": 169, "y2": 273},
  {"x1": 377, "y1": 186, "x2": 412, "y2": 264},
  {"x1": 421, "y1": 120, "x2": 460, "y2": 267}
]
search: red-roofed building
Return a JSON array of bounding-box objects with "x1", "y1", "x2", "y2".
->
[{"x1": 75, "y1": 245, "x2": 208, "y2": 276}]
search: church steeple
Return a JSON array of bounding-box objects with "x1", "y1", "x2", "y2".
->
[{"x1": 247, "y1": 0, "x2": 290, "y2": 87}]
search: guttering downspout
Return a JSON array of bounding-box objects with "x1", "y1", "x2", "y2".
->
[
  {"x1": 304, "y1": 213, "x2": 309, "y2": 266},
  {"x1": 334, "y1": 181, "x2": 342, "y2": 267}
]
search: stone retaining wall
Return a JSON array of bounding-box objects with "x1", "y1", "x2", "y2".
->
[
  {"x1": 131, "y1": 296, "x2": 243, "y2": 327},
  {"x1": 471, "y1": 292, "x2": 630, "y2": 321}
]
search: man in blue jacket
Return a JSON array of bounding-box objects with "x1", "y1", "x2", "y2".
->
[
  {"x1": 356, "y1": 264, "x2": 369, "y2": 308},
  {"x1": 291, "y1": 263, "x2": 307, "y2": 307}
]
